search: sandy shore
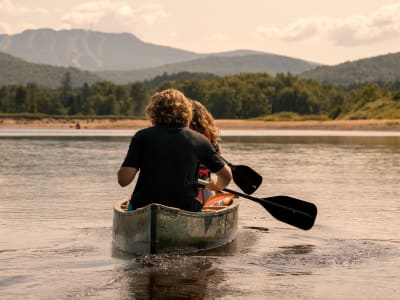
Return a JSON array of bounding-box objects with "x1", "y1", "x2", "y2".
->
[{"x1": 1, "y1": 117, "x2": 400, "y2": 131}]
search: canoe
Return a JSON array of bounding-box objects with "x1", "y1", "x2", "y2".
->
[{"x1": 112, "y1": 195, "x2": 239, "y2": 254}]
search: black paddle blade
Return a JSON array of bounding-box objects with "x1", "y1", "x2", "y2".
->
[
  {"x1": 257, "y1": 196, "x2": 317, "y2": 230},
  {"x1": 231, "y1": 165, "x2": 263, "y2": 195},
  {"x1": 222, "y1": 187, "x2": 317, "y2": 230}
]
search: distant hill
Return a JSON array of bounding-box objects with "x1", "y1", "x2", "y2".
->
[
  {"x1": 0, "y1": 28, "x2": 199, "y2": 71},
  {"x1": 0, "y1": 51, "x2": 101, "y2": 88},
  {"x1": 300, "y1": 52, "x2": 400, "y2": 85},
  {"x1": 96, "y1": 54, "x2": 321, "y2": 84},
  {"x1": 0, "y1": 28, "x2": 322, "y2": 79}
]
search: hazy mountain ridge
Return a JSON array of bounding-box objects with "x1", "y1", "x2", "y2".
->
[
  {"x1": 96, "y1": 53, "x2": 321, "y2": 84},
  {"x1": 300, "y1": 52, "x2": 400, "y2": 85},
  {"x1": 0, "y1": 28, "x2": 321, "y2": 72},
  {"x1": 0, "y1": 51, "x2": 101, "y2": 88},
  {"x1": 0, "y1": 28, "x2": 199, "y2": 71}
]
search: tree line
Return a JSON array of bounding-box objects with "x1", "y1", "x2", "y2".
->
[{"x1": 1, "y1": 72, "x2": 399, "y2": 119}]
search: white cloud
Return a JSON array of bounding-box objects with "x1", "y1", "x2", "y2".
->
[
  {"x1": 61, "y1": 1, "x2": 167, "y2": 29},
  {"x1": 0, "y1": 0, "x2": 29, "y2": 15},
  {"x1": 254, "y1": 3, "x2": 400, "y2": 46},
  {"x1": 0, "y1": 0, "x2": 48, "y2": 16},
  {"x1": 329, "y1": 3, "x2": 400, "y2": 46},
  {"x1": 254, "y1": 18, "x2": 325, "y2": 42},
  {"x1": 132, "y1": 4, "x2": 168, "y2": 25},
  {"x1": 62, "y1": 2, "x2": 115, "y2": 27},
  {"x1": 0, "y1": 0, "x2": 48, "y2": 33},
  {"x1": 117, "y1": 5, "x2": 134, "y2": 17}
]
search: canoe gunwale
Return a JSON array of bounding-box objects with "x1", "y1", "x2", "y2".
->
[{"x1": 113, "y1": 199, "x2": 239, "y2": 217}]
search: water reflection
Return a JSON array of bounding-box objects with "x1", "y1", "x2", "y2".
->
[
  {"x1": 277, "y1": 244, "x2": 315, "y2": 255},
  {"x1": 118, "y1": 255, "x2": 223, "y2": 299}
]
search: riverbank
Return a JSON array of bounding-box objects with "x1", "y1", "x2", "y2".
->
[{"x1": 1, "y1": 117, "x2": 400, "y2": 131}]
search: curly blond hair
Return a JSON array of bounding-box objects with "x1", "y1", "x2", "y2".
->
[
  {"x1": 145, "y1": 89, "x2": 193, "y2": 127},
  {"x1": 189, "y1": 100, "x2": 220, "y2": 146}
]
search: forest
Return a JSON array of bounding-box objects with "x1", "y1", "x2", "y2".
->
[{"x1": 1, "y1": 71, "x2": 400, "y2": 120}]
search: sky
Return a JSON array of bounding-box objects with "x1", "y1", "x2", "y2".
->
[{"x1": 1, "y1": 0, "x2": 399, "y2": 65}]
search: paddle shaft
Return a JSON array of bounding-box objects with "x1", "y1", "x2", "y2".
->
[
  {"x1": 198, "y1": 179, "x2": 317, "y2": 230},
  {"x1": 222, "y1": 187, "x2": 313, "y2": 219}
]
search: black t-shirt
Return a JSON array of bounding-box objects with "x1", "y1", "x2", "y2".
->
[{"x1": 121, "y1": 125, "x2": 224, "y2": 211}]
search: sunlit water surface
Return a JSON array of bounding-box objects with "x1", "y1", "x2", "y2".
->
[{"x1": 1, "y1": 128, "x2": 399, "y2": 299}]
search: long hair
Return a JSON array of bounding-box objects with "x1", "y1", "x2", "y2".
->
[
  {"x1": 145, "y1": 89, "x2": 193, "y2": 127},
  {"x1": 189, "y1": 100, "x2": 220, "y2": 146}
]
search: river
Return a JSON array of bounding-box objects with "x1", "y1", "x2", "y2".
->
[{"x1": 1, "y1": 128, "x2": 399, "y2": 299}]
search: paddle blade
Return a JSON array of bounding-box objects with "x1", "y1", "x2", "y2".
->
[
  {"x1": 223, "y1": 187, "x2": 318, "y2": 230},
  {"x1": 231, "y1": 165, "x2": 263, "y2": 195},
  {"x1": 258, "y1": 196, "x2": 317, "y2": 230}
]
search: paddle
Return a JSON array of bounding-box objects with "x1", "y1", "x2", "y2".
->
[
  {"x1": 220, "y1": 156, "x2": 263, "y2": 195},
  {"x1": 198, "y1": 179, "x2": 317, "y2": 230}
]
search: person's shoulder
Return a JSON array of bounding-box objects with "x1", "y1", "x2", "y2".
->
[
  {"x1": 132, "y1": 126, "x2": 156, "y2": 139},
  {"x1": 136, "y1": 125, "x2": 157, "y2": 134},
  {"x1": 183, "y1": 127, "x2": 210, "y2": 142},
  {"x1": 183, "y1": 127, "x2": 204, "y2": 137}
]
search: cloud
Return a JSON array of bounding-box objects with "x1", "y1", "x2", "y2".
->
[
  {"x1": 0, "y1": 0, "x2": 47, "y2": 16},
  {"x1": 0, "y1": 0, "x2": 30, "y2": 15},
  {"x1": 0, "y1": 0, "x2": 47, "y2": 34},
  {"x1": 61, "y1": 1, "x2": 167, "y2": 29},
  {"x1": 254, "y1": 3, "x2": 400, "y2": 47},
  {"x1": 254, "y1": 18, "x2": 325, "y2": 42},
  {"x1": 132, "y1": 4, "x2": 167, "y2": 25},
  {"x1": 330, "y1": 3, "x2": 400, "y2": 46},
  {"x1": 62, "y1": 2, "x2": 121, "y2": 27}
]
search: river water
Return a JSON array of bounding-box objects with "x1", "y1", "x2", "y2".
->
[{"x1": 1, "y1": 128, "x2": 399, "y2": 299}]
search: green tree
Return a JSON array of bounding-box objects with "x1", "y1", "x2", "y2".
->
[
  {"x1": 0, "y1": 86, "x2": 11, "y2": 113},
  {"x1": 130, "y1": 82, "x2": 149, "y2": 116},
  {"x1": 15, "y1": 86, "x2": 28, "y2": 113},
  {"x1": 26, "y1": 83, "x2": 39, "y2": 113},
  {"x1": 60, "y1": 72, "x2": 73, "y2": 109}
]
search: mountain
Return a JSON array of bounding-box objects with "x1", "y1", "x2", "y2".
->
[
  {"x1": 0, "y1": 28, "x2": 321, "y2": 77},
  {"x1": 95, "y1": 54, "x2": 321, "y2": 84},
  {"x1": 300, "y1": 52, "x2": 400, "y2": 85},
  {"x1": 0, "y1": 51, "x2": 101, "y2": 88},
  {"x1": 0, "y1": 28, "x2": 199, "y2": 71}
]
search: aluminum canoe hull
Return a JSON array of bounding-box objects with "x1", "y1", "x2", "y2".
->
[{"x1": 112, "y1": 199, "x2": 239, "y2": 254}]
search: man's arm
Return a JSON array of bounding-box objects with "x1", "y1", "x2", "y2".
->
[
  {"x1": 117, "y1": 166, "x2": 138, "y2": 187},
  {"x1": 206, "y1": 164, "x2": 232, "y2": 191}
]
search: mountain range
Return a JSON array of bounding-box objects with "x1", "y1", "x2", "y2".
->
[
  {"x1": 0, "y1": 28, "x2": 320, "y2": 73},
  {"x1": 0, "y1": 28, "x2": 399, "y2": 87},
  {"x1": 0, "y1": 28, "x2": 320, "y2": 83},
  {"x1": 95, "y1": 53, "x2": 321, "y2": 84},
  {"x1": 0, "y1": 28, "x2": 199, "y2": 71}
]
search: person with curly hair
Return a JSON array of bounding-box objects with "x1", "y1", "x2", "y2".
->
[
  {"x1": 189, "y1": 100, "x2": 222, "y2": 202},
  {"x1": 118, "y1": 89, "x2": 232, "y2": 212},
  {"x1": 189, "y1": 100, "x2": 221, "y2": 153}
]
